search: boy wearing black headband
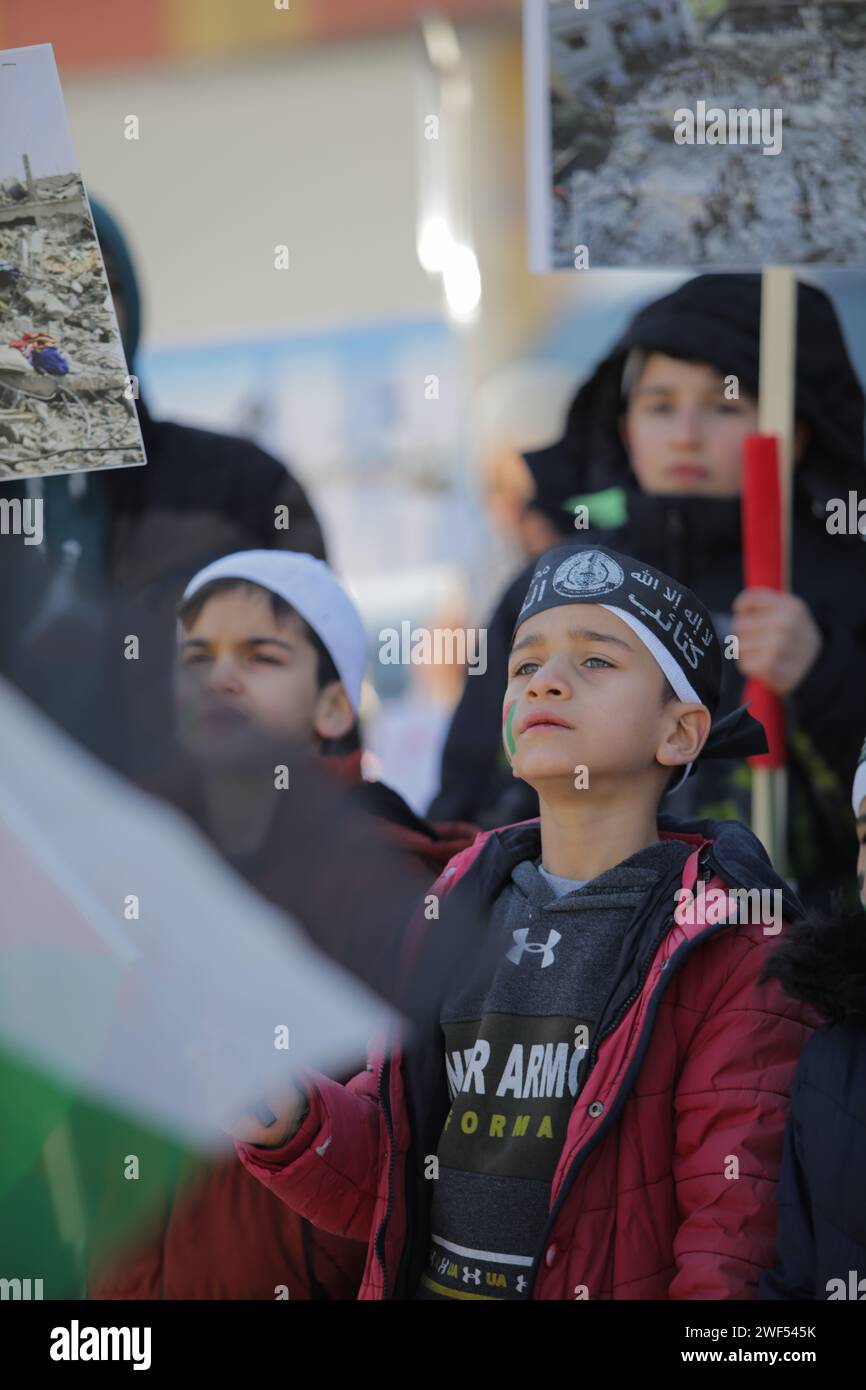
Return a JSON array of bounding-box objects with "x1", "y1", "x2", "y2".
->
[
  {"x1": 503, "y1": 543, "x2": 765, "y2": 822},
  {"x1": 226, "y1": 543, "x2": 818, "y2": 1301}
]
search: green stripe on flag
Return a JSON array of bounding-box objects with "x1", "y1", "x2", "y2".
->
[{"x1": 0, "y1": 1053, "x2": 195, "y2": 1298}]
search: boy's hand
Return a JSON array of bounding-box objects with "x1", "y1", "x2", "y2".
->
[
  {"x1": 732, "y1": 588, "x2": 822, "y2": 695},
  {"x1": 188, "y1": 1041, "x2": 306, "y2": 1148}
]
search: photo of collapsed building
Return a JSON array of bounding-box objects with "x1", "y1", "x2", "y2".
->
[
  {"x1": 548, "y1": 0, "x2": 866, "y2": 269},
  {"x1": 0, "y1": 47, "x2": 144, "y2": 482}
]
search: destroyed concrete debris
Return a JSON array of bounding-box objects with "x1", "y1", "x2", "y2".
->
[
  {"x1": 0, "y1": 168, "x2": 145, "y2": 480},
  {"x1": 550, "y1": 2, "x2": 866, "y2": 269}
]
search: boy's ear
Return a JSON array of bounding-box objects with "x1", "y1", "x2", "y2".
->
[
  {"x1": 655, "y1": 702, "x2": 711, "y2": 772},
  {"x1": 312, "y1": 682, "x2": 355, "y2": 743}
]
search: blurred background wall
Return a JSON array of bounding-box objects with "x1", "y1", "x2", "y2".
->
[{"x1": 2, "y1": 1, "x2": 862, "y2": 811}]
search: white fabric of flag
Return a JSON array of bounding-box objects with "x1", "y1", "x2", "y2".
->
[{"x1": 0, "y1": 678, "x2": 393, "y2": 1148}]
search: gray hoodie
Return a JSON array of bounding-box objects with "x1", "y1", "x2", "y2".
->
[{"x1": 417, "y1": 837, "x2": 692, "y2": 1300}]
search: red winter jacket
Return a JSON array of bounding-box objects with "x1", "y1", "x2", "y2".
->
[{"x1": 238, "y1": 816, "x2": 821, "y2": 1300}]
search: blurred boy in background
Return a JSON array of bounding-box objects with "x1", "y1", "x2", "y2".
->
[{"x1": 91, "y1": 551, "x2": 475, "y2": 1300}]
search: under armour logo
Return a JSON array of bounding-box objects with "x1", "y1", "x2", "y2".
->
[
  {"x1": 462, "y1": 1266, "x2": 482, "y2": 1285},
  {"x1": 507, "y1": 927, "x2": 561, "y2": 968}
]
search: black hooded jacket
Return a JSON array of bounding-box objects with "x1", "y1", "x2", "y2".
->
[
  {"x1": 429, "y1": 276, "x2": 866, "y2": 904},
  {"x1": 530, "y1": 273, "x2": 865, "y2": 503},
  {"x1": 758, "y1": 910, "x2": 866, "y2": 1300}
]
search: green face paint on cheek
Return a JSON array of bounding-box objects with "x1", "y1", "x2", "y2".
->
[{"x1": 503, "y1": 700, "x2": 517, "y2": 757}]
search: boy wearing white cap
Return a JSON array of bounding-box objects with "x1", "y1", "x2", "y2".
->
[
  {"x1": 175, "y1": 551, "x2": 366, "y2": 812},
  {"x1": 91, "y1": 550, "x2": 474, "y2": 1303},
  {"x1": 171, "y1": 549, "x2": 474, "y2": 868}
]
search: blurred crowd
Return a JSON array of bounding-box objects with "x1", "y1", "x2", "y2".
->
[{"x1": 1, "y1": 198, "x2": 865, "y2": 1305}]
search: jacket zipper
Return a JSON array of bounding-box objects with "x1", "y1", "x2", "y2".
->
[
  {"x1": 373, "y1": 1053, "x2": 394, "y2": 1300},
  {"x1": 525, "y1": 847, "x2": 715, "y2": 1297},
  {"x1": 581, "y1": 912, "x2": 676, "y2": 1086},
  {"x1": 580, "y1": 851, "x2": 713, "y2": 1083}
]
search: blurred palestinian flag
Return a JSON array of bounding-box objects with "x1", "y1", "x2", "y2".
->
[{"x1": 0, "y1": 678, "x2": 392, "y2": 1297}]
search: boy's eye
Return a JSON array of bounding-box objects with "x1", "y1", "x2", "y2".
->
[
  {"x1": 512, "y1": 655, "x2": 613, "y2": 676},
  {"x1": 182, "y1": 653, "x2": 211, "y2": 665},
  {"x1": 251, "y1": 654, "x2": 283, "y2": 665}
]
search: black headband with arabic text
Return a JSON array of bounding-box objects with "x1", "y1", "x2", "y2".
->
[{"x1": 514, "y1": 545, "x2": 767, "y2": 767}]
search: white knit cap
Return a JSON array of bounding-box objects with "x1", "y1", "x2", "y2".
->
[
  {"x1": 853, "y1": 735, "x2": 866, "y2": 815},
  {"x1": 181, "y1": 551, "x2": 368, "y2": 713}
]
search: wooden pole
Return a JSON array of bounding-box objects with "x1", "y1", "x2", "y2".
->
[
  {"x1": 751, "y1": 268, "x2": 797, "y2": 871},
  {"x1": 759, "y1": 269, "x2": 796, "y2": 585}
]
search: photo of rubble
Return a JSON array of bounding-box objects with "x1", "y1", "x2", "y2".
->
[
  {"x1": 533, "y1": 0, "x2": 866, "y2": 270},
  {"x1": 0, "y1": 44, "x2": 145, "y2": 481}
]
